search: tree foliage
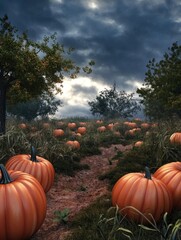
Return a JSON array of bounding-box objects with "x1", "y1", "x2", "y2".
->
[
  {"x1": 0, "y1": 15, "x2": 94, "y2": 133},
  {"x1": 137, "y1": 42, "x2": 181, "y2": 120},
  {"x1": 7, "y1": 92, "x2": 61, "y2": 121},
  {"x1": 88, "y1": 83, "x2": 140, "y2": 119}
]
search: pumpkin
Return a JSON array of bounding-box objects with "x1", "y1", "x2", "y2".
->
[
  {"x1": 170, "y1": 132, "x2": 181, "y2": 145},
  {"x1": 53, "y1": 128, "x2": 64, "y2": 137},
  {"x1": 134, "y1": 141, "x2": 143, "y2": 147},
  {"x1": 153, "y1": 161, "x2": 181, "y2": 209},
  {"x1": 79, "y1": 122, "x2": 87, "y2": 126},
  {"x1": 77, "y1": 126, "x2": 86, "y2": 135},
  {"x1": 0, "y1": 164, "x2": 46, "y2": 240},
  {"x1": 66, "y1": 140, "x2": 80, "y2": 149},
  {"x1": 42, "y1": 122, "x2": 50, "y2": 128},
  {"x1": 18, "y1": 123, "x2": 27, "y2": 129},
  {"x1": 96, "y1": 120, "x2": 103, "y2": 124},
  {"x1": 5, "y1": 146, "x2": 55, "y2": 193},
  {"x1": 141, "y1": 123, "x2": 150, "y2": 129},
  {"x1": 67, "y1": 122, "x2": 76, "y2": 129},
  {"x1": 127, "y1": 122, "x2": 137, "y2": 128},
  {"x1": 97, "y1": 126, "x2": 106, "y2": 132},
  {"x1": 112, "y1": 167, "x2": 172, "y2": 223},
  {"x1": 106, "y1": 123, "x2": 114, "y2": 130}
]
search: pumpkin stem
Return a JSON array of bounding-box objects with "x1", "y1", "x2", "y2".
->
[
  {"x1": 0, "y1": 164, "x2": 12, "y2": 184},
  {"x1": 144, "y1": 166, "x2": 152, "y2": 180},
  {"x1": 30, "y1": 146, "x2": 39, "y2": 162}
]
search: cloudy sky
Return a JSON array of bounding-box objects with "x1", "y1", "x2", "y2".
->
[{"x1": 1, "y1": 0, "x2": 181, "y2": 118}]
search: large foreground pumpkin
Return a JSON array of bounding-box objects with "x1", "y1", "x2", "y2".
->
[
  {"x1": 153, "y1": 161, "x2": 181, "y2": 209},
  {"x1": 112, "y1": 167, "x2": 172, "y2": 224},
  {"x1": 5, "y1": 146, "x2": 55, "y2": 193},
  {"x1": 0, "y1": 164, "x2": 46, "y2": 240}
]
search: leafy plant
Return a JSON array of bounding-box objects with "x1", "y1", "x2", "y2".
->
[{"x1": 53, "y1": 208, "x2": 70, "y2": 224}]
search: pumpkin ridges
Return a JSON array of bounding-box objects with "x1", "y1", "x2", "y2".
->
[
  {"x1": 6, "y1": 152, "x2": 55, "y2": 193},
  {"x1": 15, "y1": 172, "x2": 47, "y2": 232},
  {"x1": 0, "y1": 168, "x2": 46, "y2": 240},
  {"x1": 112, "y1": 169, "x2": 173, "y2": 223},
  {"x1": 112, "y1": 174, "x2": 136, "y2": 205},
  {"x1": 153, "y1": 161, "x2": 181, "y2": 209},
  {"x1": 7, "y1": 183, "x2": 37, "y2": 238},
  {"x1": 124, "y1": 177, "x2": 148, "y2": 222}
]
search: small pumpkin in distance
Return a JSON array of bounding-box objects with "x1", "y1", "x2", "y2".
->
[
  {"x1": 53, "y1": 128, "x2": 64, "y2": 137},
  {"x1": 66, "y1": 140, "x2": 80, "y2": 149},
  {"x1": 112, "y1": 167, "x2": 172, "y2": 224},
  {"x1": 153, "y1": 161, "x2": 181, "y2": 209},
  {"x1": 77, "y1": 126, "x2": 86, "y2": 135},
  {"x1": 0, "y1": 164, "x2": 46, "y2": 240},
  {"x1": 18, "y1": 123, "x2": 27, "y2": 129},
  {"x1": 97, "y1": 126, "x2": 106, "y2": 132},
  {"x1": 42, "y1": 122, "x2": 50, "y2": 128},
  {"x1": 68, "y1": 122, "x2": 76, "y2": 129},
  {"x1": 170, "y1": 132, "x2": 181, "y2": 145},
  {"x1": 134, "y1": 141, "x2": 143, "y2": 147},
  {"x1": 5, "y1": 146, "x2": 55, "y2": 193},
  {"x1": 106, "y1": 123, "x2": 114, "y2": 130}
]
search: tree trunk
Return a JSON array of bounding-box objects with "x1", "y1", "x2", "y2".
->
[{"x1": 0, "y1": 86, "x2": 7, "y2": 135}]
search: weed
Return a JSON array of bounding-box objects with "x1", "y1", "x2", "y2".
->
[{"x1": 53, "y1": 208, "x2": 70, "y2": 224}]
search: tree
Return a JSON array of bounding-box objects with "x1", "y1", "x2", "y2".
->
[
  {"x1": 88, "y1": 83, "x2": 140, "y2": 119},
  {"x1": 137, "y1": 42, "x2": 181, "y2": 120},
  {"x1": 7, "y1": 92, "x2": 61, "y2": 121},
  {"x1": 0, "y1": 15, "x2": 94, "y2": 133}
]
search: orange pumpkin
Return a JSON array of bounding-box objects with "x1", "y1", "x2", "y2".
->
[
  {"x1": 106, "y1": 123, "x2": 114, "y2": 130},
  {"x1": 79, "y1": 122, "x2": 87, "y2": 126},
  {"x1": 127, "y1": 122, "x2": 137, "y2": 128},
  {"x1": 112, "y1": 167, "x2": 172, "y2": 223},
  {"x1": 134, "y1": 141, "x2": 143, "y2": 147},
  {"x1": 18, "y1": 123, "x2": 27, "y2": 129},
  {"x1": 5, "y1": 146, "x2": 55, "y2": 193},
  {"x1": 42, "y1": 122, "x2": 50, "y2": 128},
  {"x1": 53, "y1": 129, "x2": 64, "y2": 137},
  {"x1": 141, "y1": 123, "x2": 150, "y2": 129},
  {"x1": 153, "y1": 161, "x2": 181, "y2": 209},
  {"x1": 96, "y1": 120, "x2": 103, "y2": 124},
  {"x1": 97, "y1": 126, "x2": 106, "y2": 132},
  {"x1": 77, "y1": 127, "x2": 86, "y2": 135},
  {"x1": 0, "y1": 164, "x2": 46, "y2": 240},
  {"x1": 170, "y1": 132, "x2": 181, "y2": 145},
  {"x1": 66, "y1": 140, "x2": 80, "y2": 149},
  {"x1": 67, "y1": 122, "x2": 76, "y2": 129}
]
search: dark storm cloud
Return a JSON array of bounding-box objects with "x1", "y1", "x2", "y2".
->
[{"x1": 1, "y1": 0, "x2": 181, "y2": 117}]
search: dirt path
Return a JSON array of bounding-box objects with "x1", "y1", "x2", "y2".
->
[{"x1": 31, "y1": 144, "x2": 132, "y2": 240}]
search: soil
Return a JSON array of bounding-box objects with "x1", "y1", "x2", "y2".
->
[{"x1": 31, "y1": 144, "x2": 132, "y2": 240}]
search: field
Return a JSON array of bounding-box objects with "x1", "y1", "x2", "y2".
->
[{"x1": 1, "y1": 117, "x2": 181, "y2": 240}]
